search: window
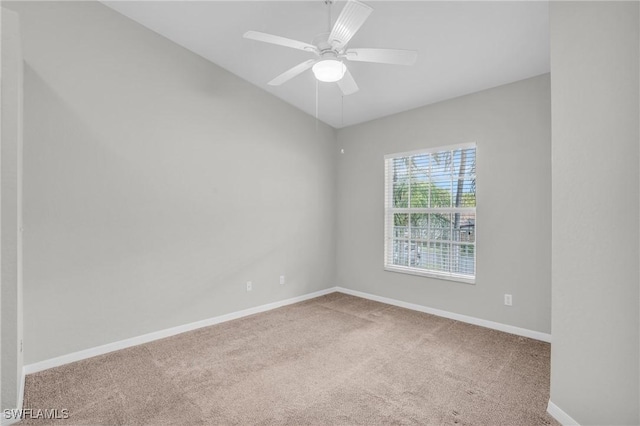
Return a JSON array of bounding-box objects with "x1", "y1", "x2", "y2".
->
[{"x1": 384, "y1": 143, "x2": 476, "y2": 283}]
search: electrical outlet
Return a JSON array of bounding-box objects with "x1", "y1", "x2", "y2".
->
[
  {"x1": 280, "y1": 275, "x2": 285, "y2": 285},
  {"x1": 246, "y1": 281, "x2": 252, "y2": 292},
  {"x1": 504, "y1": 294, "x2": 512, "y2": 306}
]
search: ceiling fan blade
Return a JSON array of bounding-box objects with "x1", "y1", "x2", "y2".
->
[
  {"x1": 328, "y1": 0, "x2": 373, "y2": 51},
  {"x1": 344, "y1": 48, "x2": 418, "y2": 65},
  {"x1": 337, "y1": 68, "x2": 359, "y2": 95},
  {"x1": 244, "y1": 31, "x2": 318, "y2": 53},
  {"x1": 268, "y1": 59, "x2": 317, "y2": 86}
]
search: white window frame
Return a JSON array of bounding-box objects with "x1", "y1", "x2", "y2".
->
[{"x1": 384, "y1": 142, "x2": 476, "y2": 284}]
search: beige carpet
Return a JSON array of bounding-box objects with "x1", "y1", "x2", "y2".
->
[{"x1": 21, "y1": 293, "x2": 558, "y2": 425}]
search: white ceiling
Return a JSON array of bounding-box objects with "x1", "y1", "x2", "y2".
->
[{"x1": 103, "y1": 1, "x2": 550, "y2": 129}]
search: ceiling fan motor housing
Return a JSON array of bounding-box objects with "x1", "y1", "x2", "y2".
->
[{"x1": 319, "y1": 50, "x2": 339, "y2": 60}]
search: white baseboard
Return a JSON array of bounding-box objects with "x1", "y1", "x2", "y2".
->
[
  {"x1": 23, "y1": 285, "x2": 550, "y2": 377},
  {"x1": 547, "y1": 400, "x2": 579, "y2": 425},
  {"x1": 0, "y1": 416, "x2": 21, "y2": 426},
  {"x1": 0, "y1": 368, "x2": 26, "y2": 426},
  {"x1": 18, "y1": 366, "x2": 25, "y2": 408},
  {"x1": 24, "y1": 287, "x2": 338, "y2": 375},
  {"x1": 334, "y1": 287, "x2": 551, "y2": 343},
  {"x1": 0, "y1": 412, "x2": 22, "y2": 426}
]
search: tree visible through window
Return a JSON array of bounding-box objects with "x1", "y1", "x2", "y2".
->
[{"x1": 384, "y1": 144, "x2": 476, "y2": 283}]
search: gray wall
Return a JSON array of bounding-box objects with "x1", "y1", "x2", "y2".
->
[
  {"x1": 1, "y1": 6, "x2": 23, "y2": 411},
  {"x1": 7, "y1": 1, "x2": 337, "y2": 365},
  {"x1": 336, "y1": 75, "x2": 551, "y2": 334},
  {"x1": 550, "y1": 2, "x2": 639, "y2": 424}
]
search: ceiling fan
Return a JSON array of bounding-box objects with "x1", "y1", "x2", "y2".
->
[{"x1": 243, "y1": 0, "x2": 418, "y2": 96}]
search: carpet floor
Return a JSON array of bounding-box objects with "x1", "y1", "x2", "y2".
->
[{"x1": 21, "y1": 293, "x2": 558, "y2": 425}]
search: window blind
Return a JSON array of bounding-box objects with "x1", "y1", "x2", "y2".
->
[{"x1": 384, "y1": 143, "x2": 476, "y2": 283}]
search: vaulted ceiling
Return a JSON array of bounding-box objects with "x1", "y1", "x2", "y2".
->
[{"x1": 103, "y1": 1, "x2": 550, "y2": 128}]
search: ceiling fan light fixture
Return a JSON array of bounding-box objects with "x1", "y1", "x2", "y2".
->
[{"x1": 312, "y1": 59, "x2": 346, "y2": 82}]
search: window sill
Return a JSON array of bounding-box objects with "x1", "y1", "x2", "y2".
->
[{"x1": 384, "y1": 265, "x2": 476, "y2": 285}]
